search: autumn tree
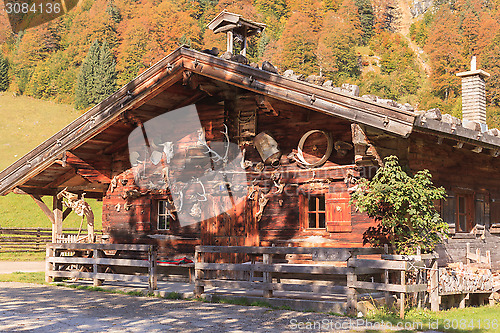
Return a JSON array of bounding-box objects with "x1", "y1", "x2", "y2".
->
[
  {"x1": 276, "y1": 12, "x2": 318, "y2": 75},
  {"x1": 316, "y1": 12, "x2": 360, "y2": 82},
  {"x1": 425, "y1": 5, "x2": 465, "y2": 100}
]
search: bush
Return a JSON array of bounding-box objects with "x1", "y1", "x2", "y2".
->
[{"x1": 350, "y1": 156, "x2": 448, "y2": 254}]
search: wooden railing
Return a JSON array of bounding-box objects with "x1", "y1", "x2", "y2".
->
[
  {"x1": 45, "y1": 243, "x2": 157, "y2": 292},
  {"x1": 194, "y1": 246, "x2": 438, "y2": 317},
  {"x1": 0, "y1": 228, "x2": 103, "y2": 252}
]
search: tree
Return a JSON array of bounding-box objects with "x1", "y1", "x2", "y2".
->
[
  {"x1": 276, "y1": 12, "x2": 318, "y2": 75},
  {"x1": 350, "y1": 156, "x2": 448, "y2": 254},
  {"x1": 0, "y1": 53, "x2": 9, "y2": 91},
  {"x1": 96, "y1": 40, "x2": 117, "y2": 102},
  {"x1": 355, "y1": 0, "x2": 374, "y2": 45},
  {"x1": 316, "y1": 13, "x2": 360, "y2": 82},
  {"x1": 75, "y1": 39, "x2": 117, "y2": 109},
  {"x1": 425, "y1": 5, "x2": 465, "y2": 100}
]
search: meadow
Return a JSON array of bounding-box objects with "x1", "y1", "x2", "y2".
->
[{"x1": 0, "y1": 94, "x2": 103, "y2": 259}]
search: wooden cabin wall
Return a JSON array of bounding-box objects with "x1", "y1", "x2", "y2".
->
[
  {"x1": 406, "y1": 132, "x2": 500, "y2": 268},
  {"x1": 102, "y1": 91, "x2": 380, "y2": 256}
]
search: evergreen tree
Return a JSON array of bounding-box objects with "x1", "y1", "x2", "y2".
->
[
  {"x1": 96, "y1": 40, "x2": 117, "y2": 102},
  {"x1": 0, "y1": 53, "x2": 9, "y2": 91},
  {"x1": 355, "y1": 0, "x2": 374, "y2": 45},
  {"x1": 75, "y1": 39, "x2": 117, "y2": 110}
]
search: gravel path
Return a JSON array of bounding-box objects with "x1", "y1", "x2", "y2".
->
[
  {"x1": 0, "y1": 282, "x2": 369, "y2": 332},
  {"x1": 0, "y1": 261, "x2": 45, "y2": 274}
]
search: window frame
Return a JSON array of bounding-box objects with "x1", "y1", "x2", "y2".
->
[
  {"x1": 157, "y1": 199, "x2": 175, "y2": 231},
  {"x1": 305, "y1": 195, "x2": 326, "y2": 229}
]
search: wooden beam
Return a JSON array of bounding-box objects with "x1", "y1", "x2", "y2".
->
[
  {"x1": 29, "y1": 194, "x2": 55, "y2": 224},
  {"x1": 43, "y1": 168, "x2": 78, "y2": 189},
  {"x1": 62, "y1": 207, "x2": 72, "y2": 221},
  {"x1": 52, "y1": 196, "x2": 63, "y2": 243},
  {"x1": 65, "y1": 152, "x2": 111, "y2": 184}
]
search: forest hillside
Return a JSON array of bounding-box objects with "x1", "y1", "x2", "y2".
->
[{"x1": 1, "y1": 0, "x2": 500, "y2": 126}]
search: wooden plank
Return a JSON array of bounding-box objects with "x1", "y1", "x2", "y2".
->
[
  {"x1": 52, "y1": 196, "x2": 63, "y2": 243},
  {"x1": 47, "y1": 256, "x2": 150, "y2": 267},
  {"x1": 351, "y1": 281, "x2": 406, "y2": 293},
  {"x1": 263, "y1": 253, "x2": 273, "y2": 298},
  {"x1": 381, "y1": 253, "x2": 439, "y2": 260},
  {"x1": 405, "y1": 284, "x2": 428, "y2": 293},
  {"x1": 196, "y1": 262, "x2": 350, "y2": 275},
  {"x1": 430, "y1": 259, "x2": 439, "y2": 311},
  {"x1": 47, "y1": 243, "x2": 151, "y2": 251},
  {"x1": 47, "y1": 270, "x2": 149, "y2": 283},
  {"x1": 198, "y1": 280, "x2": 350, "y2": 294},
  {"x1": 196, "y1": 245, "x2": 383, "y2": 256},
  {"x1": 348, "y1": 258, "x2": 407, "y2": 270}
]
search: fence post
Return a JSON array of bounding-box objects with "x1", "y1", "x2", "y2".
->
[
  {"x1": 93, "y1": 249, "x2": 102, "y2": 287},
  {"x1": 430, "y1": 258, "x2": 439, "y2": 311},
  {"x1": 194, "y1": 247, "x2": 204, "y2": 297},
  {"x1": 346, "y1": 255, "x2": 357, "y2": 316},
  {"x1": 383, "y1": 244, "x2": 391, "y2": 307},
  {"x1": 466, "y1": 243, "x2": 470, "y2": 264},
  {"x1": 263, "y1": 253, "x2": 273, "y2": 298},
  {"x1": 36, "y1": 228, "x2": 41, "y2": 251},
  {"x1": 148, "y1": 246, "x2": 157, "y2": 293},
  {"x1": 45, "y1": 244, "x2": 53, "y2": 283},
  {"x1": 400, "y1": 269, "x2": 406, "y2": 319}
]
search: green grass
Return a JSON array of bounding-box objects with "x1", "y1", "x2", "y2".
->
[
  {"x1": 368, "y1": 305, "x2": 500, "y2": 332},
  {"x1": 0, "y1": 251, "x2": 46, "y2": 261},
  {"x1": 0, "y1": 93, "x2": 102, "y2": 231},
  {"x1": 0, "y1": 271, "x2": 45, "y2": 284}
]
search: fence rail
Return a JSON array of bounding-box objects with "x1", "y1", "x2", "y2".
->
[
  {"x1": 45, "y1": 243, "x2": 157, "y2": 292},
  {"x1": 194, "y1": 245, "x2": 438, "y2": 317},
  {"x1": 0, "y1": 228, "x2": 103, "y2": 252}
]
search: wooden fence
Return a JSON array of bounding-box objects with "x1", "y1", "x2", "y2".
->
[
  {"x1": 45, "y1": 243, "x2": 157, "y2": 292},
  {"x1": 0, "y1": 228, "x2": 102, "y2": 252},
  {"x1": 194, "y1": 246, "x2": 438, "y2": 317}
]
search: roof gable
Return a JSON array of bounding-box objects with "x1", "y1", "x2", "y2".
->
[{"x1": 0, "y1": 46, "x2": 437, "y2": 196}]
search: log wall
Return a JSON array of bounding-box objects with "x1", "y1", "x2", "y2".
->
[{"x1": 102, "y1": 91, "x2": 378, "y2": 255}]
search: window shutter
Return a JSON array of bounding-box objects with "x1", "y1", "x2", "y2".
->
[{"x1": 326, "y1": 192, "x2": 352, "y2": 232}]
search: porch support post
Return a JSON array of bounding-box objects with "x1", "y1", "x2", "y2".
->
[{"x1": 52, "y1": 195, "x2": 63, "y2": 243}]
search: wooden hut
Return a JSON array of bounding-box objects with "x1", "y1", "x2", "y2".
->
[{"x1": 1, "y1": 22, "x2": 500, "y2": 267}]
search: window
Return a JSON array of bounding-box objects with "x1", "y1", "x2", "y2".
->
[
  {"x1": 308, "y1": 195, "x2": 326, "y2": 229},
  {"x1": 300, "y1": 192, "x2": 352, "y2": 232},
  {"x1": 158, "y1": 200, "x2": 176, "y2": 230},
  {"x1": 442, "y1": 191, "x2": 479, "y2": 233}
]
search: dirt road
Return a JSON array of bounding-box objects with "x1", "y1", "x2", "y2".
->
[
  {"x1": 0, "y1": 261, "x2": 45, "y2": 274},
  {"x1": 0, "y1": 282, "x2": 370, "y2": 332}
]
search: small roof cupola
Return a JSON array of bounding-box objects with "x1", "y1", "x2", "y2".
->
[
  {"x1": 207, "y1": 10, "x2": 266, "y2": 56},
  {"x1": 457, "y1": 56, "x2": 490, "y2": 127}
]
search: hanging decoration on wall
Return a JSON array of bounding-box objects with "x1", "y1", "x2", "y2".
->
[
  {"x1": 254, "y1": 131, "x2": 282, "y2": 167},
  {"x1": 295, "y1": 130, "x2": 333, "y2": 168}
]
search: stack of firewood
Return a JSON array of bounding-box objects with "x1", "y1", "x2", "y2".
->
[{"x1": 438, "y1": 262, "x2": 493, "y2": 294}]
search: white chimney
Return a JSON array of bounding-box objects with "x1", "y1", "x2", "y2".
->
[{"x1": 457, "y1": 57, "x2": 490, "y2": 125}]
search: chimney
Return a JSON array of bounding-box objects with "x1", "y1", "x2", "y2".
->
[{"x1": 457, "y1": 56, "x2": 490, "y2": 125}]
